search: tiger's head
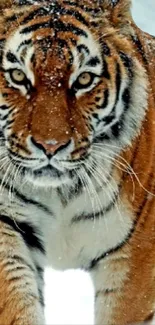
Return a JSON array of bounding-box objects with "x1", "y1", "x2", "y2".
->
[{"x1": 0, "y1": 0, "x2": 148, "y2": 188}]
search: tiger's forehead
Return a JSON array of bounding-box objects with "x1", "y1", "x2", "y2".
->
[{"x1": 3, "y1": 15, "x2": 102, "y2": 85}]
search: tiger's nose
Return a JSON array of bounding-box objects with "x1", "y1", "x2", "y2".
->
[{"x1": 31, "y1": 137, "x2": 71, "y2": 155}]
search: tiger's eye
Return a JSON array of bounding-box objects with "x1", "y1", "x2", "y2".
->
[
  {"x1": 11, "y1": 69, "x2": 26, "y2": 83},
  {"x1": 78, "y1": 72, "x2": 92, "y2": 86}
]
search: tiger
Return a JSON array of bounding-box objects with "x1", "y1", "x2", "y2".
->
[{"x1": 0, "y1": 0, "x2": 155, "y2": 324}]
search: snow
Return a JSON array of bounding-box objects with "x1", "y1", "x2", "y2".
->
[
  {"x1": 45, "y1": 1, "x2": 155, "y2": 324},
  {"x1": 45, "y1": 269, "x2": 94, "y2": 325},
  {"x1": 132, "y1": 0, "x2": 155, "y2": 35}
]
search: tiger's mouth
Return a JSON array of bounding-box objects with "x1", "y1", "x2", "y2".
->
[
  {"x1": 22, "y1": 165, "x2": 71, "y2": 187},
  {"x1": 6, "y1": 135, "x2": 91, "y2": 187},
  {"x1": 21, "y1": 161, "x2": 81, "y2": 188},
  {"x1": 30, "y1": 165, "x2": 64, "y2": 178}
]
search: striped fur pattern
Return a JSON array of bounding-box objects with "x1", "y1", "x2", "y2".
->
[{"x1": 0, "y1": 0, "x2": 155, "y2": 324}]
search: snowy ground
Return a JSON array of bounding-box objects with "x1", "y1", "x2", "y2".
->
[{"x1": 45, "y1": 1, "x2": 155, "y2": 324}]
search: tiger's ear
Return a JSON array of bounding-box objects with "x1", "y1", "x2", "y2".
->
[{"x1": 101, "y1": 0, "x2": 132, "y2": 25}]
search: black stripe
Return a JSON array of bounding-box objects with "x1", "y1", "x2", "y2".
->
[
  {"x1": 14, "y1": 188, "x2": 53, "y2": 216},
  {"x1": 101, "y1": 113, "x2": 115, "y2": 125},
  {"x1": 0, "y1": 38, "x2": 5, "y2": 52},
  {"x1": 0, "y1": 38, "x2": 5, "y2": 44},
  {"x1": 21, "y1": 4, "x2": 89, "y2": 27},
  {"x1": 77, "y1": 44, "x2": 90, "y2": 55},
  {"x1": 5, "y1": 118, "x2": 14, "y2": 128},
  {"x1": 9, "y1": 254, "x2": 35, "y2": 273},
  {"x1": 62, "y1": 1, "x2": 101, "y2": 15},
  {"x1": 115, "y1": 62, "x2": 121, "y2": 103},
  {"x1": 0, "y1": 39, "x2": 5, "y2": 65},
  {"x1": 54, "y1": 6, "x2": 89, "y2": 26},
  {"x1": 20, "y1": 21, "x2": 50, "y2": 34},
  {"x1": 0, "y1": 178, "x2": 53, "y2": 215},
  {"x1": 100, "y1": 63, "x2": 122, "y2": 130},
  {"x1": 111, "y1": 120, "x2": 123, "y2": 138},
  {"x1": 0, "y1": 112, "x2": 10, "y2": 121},
  {"x1": 36, "y1": 266, "x2": 44, "y2": 280},
  {"x1": 101, "y1": 41, "x2": 111, "y2": 56},
  {"x1": 0, "y1": 131, "x2": 4, "y2": 139},
  {"x1": 72, "y1": 199, "x2": 116, "y2": 223},
  {"x1": 21, "y1": 19, "x2": 87, "y2": 37},
  {"x1": 86, "y1": 56, "x2": 100, "y2": 67},
  {"x1": 36, "y1": 267, "x2": 44, "y2": 309},
  {"x1": 95, "y1": 97, "x2": 101, "y2": 102},
  {"x1": 0, "y1": 105, "x2": 9, "y2": 110},
  {"x1": 99, "y1": 54, "x2": 132, "y2": 138},
  {"x1": 87, "y1": 217, "x2": 138, "y2": 270},
  {"x1": 102, "y1": 89, "x2": 109, "y2": 109},
  {"x1": 122, "y1": 88, "x2": 130, "y2": 111},
  {"x1": 38, "y1": 288, "x2": 45, "y2": 307},
  {"x1": 70, "y1": 38, "x2": 77, "y2": 46},
  {"x1": 0, "y1": 215, "x2": 45, "y2": 253},
  {"x1": 6, "y1": 52, "x2": 20, "y2": 64},
  {"x1": 97, "y1": 88, "x2": 109, "y2": 110},
  {"x1": 2, "y1": 93, "x2": 9, "y2": 98},
  {"x1": 102, "y1": 60, "x2": 110, "y2": 79},
  {"x1": 9, "y1": 142, "x2": 30, "y2": 155},
  {"x1": 119, "y1": 52, "x2": 133, "y2": 112},
  {"x1": 52, "y1": 3, "x2": 90, "y2": 27},
  {"x1": 21, "y1": 7, "x2": 50, "y2": 25},
  {"x1": 131, "y1": 35, "x2": 148, "y2": 65},
  {"x1": 6, "y1": 14, "x2": 18, "y2": 23},
  {"x1": 8, "y1": 148, "x2": 37, "y2": 161},
  {"x1": 96, "y1": 288, "x2": 116, "y2": 299},
  {"x1": 17, "y1": 39, "x2": 32, "y2": 52},
  {"x1": 53, "y1": 20, "x2": 87, "y2": 37},
  {"x1": 72, "y1": 192, "x2": 118, "y2": 223},
  {"x1": 93, "y1": 113, "x2": 100, "y2": 120},
  {"x1": 119, "y1": 52, "x2": 133, "y2": 78}
]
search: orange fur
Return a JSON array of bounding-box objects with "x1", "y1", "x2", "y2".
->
[
  {"x1": 0, "y1": 222, "x2": 42, "y2": 325},
  {"x1": 93, "y1": 18, "x2": 155, "y2": 325}
]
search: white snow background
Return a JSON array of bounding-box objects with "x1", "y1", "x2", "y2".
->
[{"x1": 45, "y1": 1, "x2": 155, "y2": 324}]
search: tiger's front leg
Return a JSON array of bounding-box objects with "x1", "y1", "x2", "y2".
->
[
  {"x1": 91, "y1": 249, "x2": 155, "y2": 325},
  {"x1": 0, "y1": 218, "x2": 45, "y2": 325}
]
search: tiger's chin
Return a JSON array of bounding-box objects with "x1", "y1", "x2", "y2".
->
[{"x1": 24, "y1": 165, "x2": 73, "y2": 188}]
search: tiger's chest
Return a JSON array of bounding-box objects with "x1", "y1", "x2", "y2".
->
[
  {"x1": 0, "y1": 181, "x2": 134, "y2": 270},
  {"x1": 45, "y1": 188, "x2": 134, "y2": 270}
]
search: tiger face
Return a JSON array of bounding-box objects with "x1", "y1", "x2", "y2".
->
[{"x1": 0, "y1": 0, "x2": 148, "y2": 188}]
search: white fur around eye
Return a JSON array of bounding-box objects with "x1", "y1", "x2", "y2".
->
[{"x1": 3, "y1": 28, "x2": 35, "y2": 88}]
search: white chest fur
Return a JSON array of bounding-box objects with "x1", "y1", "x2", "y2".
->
[
  {"x1": 46, "y1": 186, "x2": 133, "y2": 270},
  {"x1": 0, "y1": 176, "x2": 133, "y2": 271}
]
